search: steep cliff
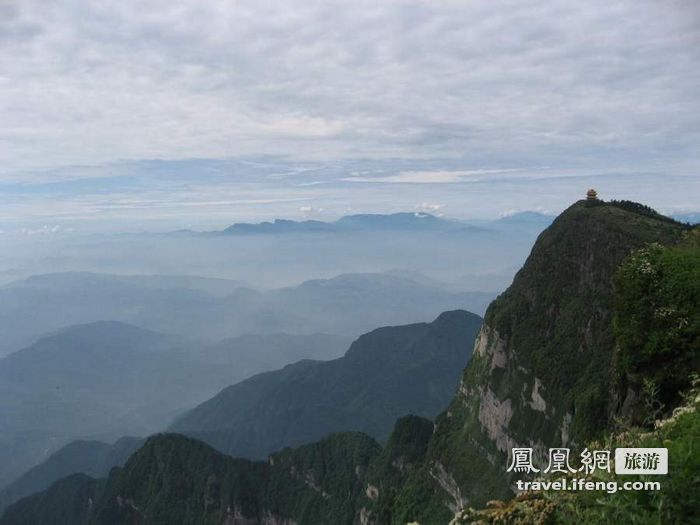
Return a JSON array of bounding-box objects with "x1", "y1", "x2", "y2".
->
[{"x1": 389, "y1": 200, "x2": 687, "y2": 523}]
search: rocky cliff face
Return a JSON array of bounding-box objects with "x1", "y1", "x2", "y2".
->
[{"x1": 392, "y1": 200, "x2": 686, "y2": 523}]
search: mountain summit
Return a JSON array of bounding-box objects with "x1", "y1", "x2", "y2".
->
[{"x1": 380, "y1": 199, "x2": 689, "y2": 522}]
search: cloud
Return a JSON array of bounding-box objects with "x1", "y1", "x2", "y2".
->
[
  {"x1": 343, "y1": 168, "x2": 529, "y2": 184},
  {"x1": 0, "y1": 1, "x2": 698, "y2": 231},
  {"x1": 8, "y1": 225, "x2": 73, "y2": 236},
  {"x1": 299, "y1": 205, "x2": 323, "y2": 215},
  {"x1": 499, "y1": 207, "x2": 554, "y2": 218},
  {"x1": 1, "y1": 158, "x2": 698, "y2": 233},
  {"x1": 0, "y1": 0, "x2": 698, "y2": 178},
  {"x1": 416, "y1": 203, "x2": 445, "y2": 213}
]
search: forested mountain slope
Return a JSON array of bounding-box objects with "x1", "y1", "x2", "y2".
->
[{"x1": 171, "y1": 310, "x2": 482, "y2": 459}]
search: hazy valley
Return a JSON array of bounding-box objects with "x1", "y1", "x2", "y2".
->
[{"x1": 1, "y1": 203, "x2": 697, "y2": 524}]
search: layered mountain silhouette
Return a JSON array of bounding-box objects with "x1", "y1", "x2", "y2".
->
[
  {"x1": 0, "y1": 323, "x2": 348, "y2": 489},
  {"x1": 0, "y1": 415, "x2": 439, "y2": 525},
  {"x1": 222, "y1": 211, "x2": 554, "y2": 235},
  {"x1": 0, "y1": 309, "x2": 480, "y2": 511},
  {"x1": 170, "y1": 310, "x2": 482, "y2": 458},
  {"x1": 222, "y1": 212, "x2": 462, "y2": 234},
  {"x1": 0, "y1": 271, "x2": 492, "y2": 357},
  {"x1": 3, "y1": 200, "x2": 696, "y2": 524},
  {"x1": 0, "y1": 437, "x2": 144, "y2": 513},
  {"x1": 0, "y1": 431, "x2": 384, "y2": 525}
]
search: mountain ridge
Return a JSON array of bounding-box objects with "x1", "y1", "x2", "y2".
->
[
  {"x1": 376, "y1": 199, "x2": 690, "y2": 523},
  {"x1": 0, "y1": 271, "x2": 493, "y2": 357},
  {"x1": 220, "y1": 211, "x2": 555, "y2": 235},
  {"x1": 0, "y1": 437, "x2": 144, "y2": 513},
  {"x1": 0, "y1": 322, "x2": 349, "y2": 490},
  {"x1": 170, "y1": 310, "x2": 482, "y2": 459},
  {"x1": 222, "y1": 212, "x2": 461, "y2": 234}
]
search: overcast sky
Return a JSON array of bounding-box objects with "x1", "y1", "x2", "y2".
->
[{"x1": 1, "y1": 0, "x2": 699, "y2": 231}]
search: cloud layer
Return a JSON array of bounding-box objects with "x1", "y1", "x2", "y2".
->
[
  {"x1": 2, "y1": 0, "x2": 699, "y2": 174},
  {"x1": 0, "y1": 1, "x2": 698, "y2": 230}
]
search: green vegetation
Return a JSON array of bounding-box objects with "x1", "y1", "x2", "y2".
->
[
  {"x1": 606, "y1": 200, "x2": 685, "y2": 225},
  {"x1": 358, "y1": 416, "x2": 437, "y2": 524},
  {"x1": 378, "y1": 200, "x2": 691, "y2": 524},
  {"x1": 0, "y1": 474, "x2": 102, "y2": 525},
  {"x1": 171, "y1": 310, "x2": 482, "y2": 459},
  {"x1": 271, "y1": 432, "x2": 382, "y2": 523},
  {"x1": 0, "y1": 418, "x2": 435, "y2": 525},
  {"x1": 25, "y1": 432, "x2": 382, "y2": 525},
  {"x1": 446, "y1": 216, "x2": 699, "y2": 525},
  {"x1": 0, "y1": 437, "x2": 143, "y2": 514},
  {"x1": 452, "y1": 377, "x2": 700, "y2": 525},
  {"x1": 613, "y1": 231, "x2": 700, "y2": 413},
  {"x1": 90, "y1": 432, "x2": 385, "y2": 525},
  {"x1": 557, "y1": 390, "x2": 700, "y2": 524},
  {"x1": 475, "y1": 202, "x2": 685, "y2": 448},
  {"x1": 483, "y1": 201, "x2": 685, "y2": 441}
]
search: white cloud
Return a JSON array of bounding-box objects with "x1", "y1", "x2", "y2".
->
[
  {"x1": 13, "y1": 225, "x2": 72, "y2": 236},
  {"x1": 0, "y1": 1, "x2": 698, "y2": 231},
  {"x1": 343, "y1": 168, "x2": 530, "y2": 184},
  {"x1": 499, "y1": 207, "x2": 553, "y2": 218},
  {"x1": 299, "y1": 205, "x2": 323, "y2": 215},
  {"x1": 0, "y1": 0, "x2": 698, "y2": 177},
  {"x1": 416, "y1": 203, "x2": 445, "y2": 213}
]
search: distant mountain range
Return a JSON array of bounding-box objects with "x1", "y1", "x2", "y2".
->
[
  {"x1": 1, "y1": 210, "x2": 549, "y2": 296},
  {"x1": 0, "y1": 265, "x2": 494, "y2": 493},
  {"x1": 170, "y1": 310, "x2": 482, "y2": 459},
  {"x1": 671, "y1": 211, "x2": 700, "y2": 224},
  {"x1": 221, "y1": 211, "x2": 553, "y2": 235},
  {"x1": 0, "y1": 271, "x2": 493, "y2": 357}
]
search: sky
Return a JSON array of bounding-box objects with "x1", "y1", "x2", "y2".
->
[{"x1": 1, "y1": 0, "x2": 699, "y2": 232}]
